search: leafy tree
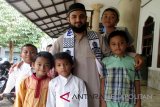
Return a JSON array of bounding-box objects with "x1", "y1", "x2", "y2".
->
[{"x1": 0, "y1": 0, "x2": 44, "y2": 61}]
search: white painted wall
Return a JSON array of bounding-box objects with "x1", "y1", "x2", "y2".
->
[
  {"x1": 137, "y1": 0, "x2": 160, "y2": 90},
  {"x1": 137, "y1": 0, "x2": 160, "y2": 69},
  {"x1": 0, "y1": 46, "x2": 5, "y2": 58},
  {"x1": 40, "y1": 34, "x2": 57, "y2": 51}
]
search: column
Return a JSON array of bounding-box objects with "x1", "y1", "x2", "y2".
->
[
  {"x1": 118, "y1": 0, "x2": 141, "y2": 48},
  {"x1": 91, "y1": 3, "x2": 103, "y2": 32}
]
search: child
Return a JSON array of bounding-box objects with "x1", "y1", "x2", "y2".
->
[
  {"x1": 101, "y1": 7, "x2": 134, "y2": 48},
  {"x1": 0, "y1": 44, "x2": 37, "y2": 99},
  {"x1": 14, "y1": 51, "x2": 53, "y2": 107},
  {"x1": 46, "y1": 52, "x2": 88, "y2": 107},
  {"x1": 102, "y1": 31, "x2": 141, "y2": 107},
  {"x1": 101, "y1": 7, "x2": 143, "y2": 70}
]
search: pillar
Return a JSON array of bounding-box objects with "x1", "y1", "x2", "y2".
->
[
  {"x1": 118, "y1": 0, "x2": 141, "y2": 48},
  {"x1": 91, "y1": 3, "x2": 103, "y2": 32}
]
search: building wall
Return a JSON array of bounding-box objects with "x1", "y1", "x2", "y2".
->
[
  {"x1": 0, "y1": 47, "x2": 5, "y2": 58},
  {"x1": 0, "y1": 46, "x2": 20, "y2": 64},
  {"x1": 137, "y1": 0, "x2": 160, "y2": 90}
]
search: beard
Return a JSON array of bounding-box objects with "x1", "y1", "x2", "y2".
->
[{"x1": 69, "y1": 23, "x2": 87, "y2": 33}]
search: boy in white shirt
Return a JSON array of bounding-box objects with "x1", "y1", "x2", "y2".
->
[
  {"x1": 46, "y1": 52, "x2": 88, "y2": 107},
  {"x1": 0, "y1": 44, "x2": 37, "y2": 99}
]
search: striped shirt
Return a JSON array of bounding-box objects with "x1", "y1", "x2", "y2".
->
[{"x1": 102, "y1": 54, "x2": 140, "y2": 103}]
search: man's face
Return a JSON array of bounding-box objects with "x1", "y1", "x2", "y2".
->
[{"x1": 68, "y1": 10, "x2": 87, "y2": 33}]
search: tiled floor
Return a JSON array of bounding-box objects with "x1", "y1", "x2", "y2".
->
[
  {"x1": 0, "y1": 86, "x2": 160, "y2": 107},
  {"x1": 141, "y1": 86, "x2": 160, "y2": 107}
]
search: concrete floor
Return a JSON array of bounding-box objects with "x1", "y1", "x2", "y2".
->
[
  {"x1": 0, "y1": 98, "x2": 12, "y2": 107},
  {"x1": 0, "y1": 86, "x2": 160, "y2": 107},
  {"x1": 141, "y1": 86, "x2": 160, "y2": 107}
]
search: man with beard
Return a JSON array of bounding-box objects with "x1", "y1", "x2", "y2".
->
[{"x1": 49, "y1": 3, "x2": 107, "y2": 107}]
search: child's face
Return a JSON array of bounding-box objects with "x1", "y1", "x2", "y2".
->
[
  {"x1": 20, "y1": 46, "x2": 37, "y2": 64},
  {"x1": 101, "y1": 10, "x2": 118, "y2": 28},
  {"x1": 33, "y1": 57, "x2": 51, "y2": 78},
  {"x1": 55, "y1": 59, "x2": 73, "y2": 78},
  {"x1": 109, "y1": 35, "x2": 127, "y2": 57}
]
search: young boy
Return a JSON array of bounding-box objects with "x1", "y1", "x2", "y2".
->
[
  {"x1": 101, "y1": 7, "x2": 134, "y2": 48},
  {"x1": 0, "y1": 44, "x2": 37, "y2": 99},
  {"x1": 14, "y1": 51, "x2": 53, "y2": 107},
  {"x1": 102, "y1": 31, "x2": 141, "y2": 107},
  {"x1": 46, "y1": 52, "x2": 88, "y2": 107},
  {"x1": 101, "y1": 7, "x2": 143, "y2": 70}
]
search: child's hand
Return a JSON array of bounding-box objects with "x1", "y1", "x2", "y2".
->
[
  {"x1": 100, "y1": 99, "x2": 106, "y2": 107},
  {"x1": 47, "y1": 68, "x2": 57, "y2": 78},
  {"x1": 135, "y1": 54, "x2": 143, "y2": 70},
  {"x1": 135, "y1": 101, "x2": 141, "y2": 107}
]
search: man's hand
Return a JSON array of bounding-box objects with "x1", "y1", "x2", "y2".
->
[{"x1": 135, "y1": 54, "x2": 143, "y2": 70}]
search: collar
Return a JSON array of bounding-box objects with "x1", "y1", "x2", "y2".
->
[
  {"x1": 59, "y1": 74, "x2": 72, "y2": 85},
  {"x1": 111, "y1": 53, "x2": 127, "y2": 58},
  {"x1": 31, "y1": 73, "x2": 48, "y2": 80},
  {"x1": 32, "y1": 73, "x2": 48, "y2": 98},
  {"x1": 74, "y1": 31, "x2": 86, "y2": 42},
  {"x1": 23, "y1": 62, "x2": 31, "y2": 67}
]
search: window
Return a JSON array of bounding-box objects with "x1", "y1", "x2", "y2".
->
[{"x1": 142, "y1": 16, "x2": 154, "y2": 67}]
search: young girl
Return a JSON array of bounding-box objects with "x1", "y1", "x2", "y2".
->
[
  {"x1": 14, "y1": 51, "x2": 53, "y2": 107},
  {"x1": 102, "y1": 30, "x2": 141, "y2": 107},
  {"x1": 46, "y1": 52, "x2": 88, "y2": 107}
]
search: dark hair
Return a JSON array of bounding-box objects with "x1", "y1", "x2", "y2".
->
[
  {"x1": 34, "y1": 51, "x2": 54, "y2": 69},
  {"x1": 46, "y1": 44, "x2": 52, "y2": 51},
  {"x1": 21, "y1": 44, "x2": 37, "y2": 53},
  {"x1": 102, "y1": 7, "x2": 119, "y2": 22},
  {"x1": 107, "y1": 30, "x2": 129, "y2": 45},
  {"x1": 53, "y1": 52, "x2": 74, "y2": 67},
  {"x1": 68, "y1": 3, "x2": 86, "y2": 16},
  {"x1": 46, "y1": 44, "x2": 52, "y2": 48}
]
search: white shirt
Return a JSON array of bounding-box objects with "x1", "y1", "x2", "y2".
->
[
  {"x1": 3, "y1": 62, "x2": 32, "y2": 93},
  {"x1": 46, "y1": 74, "x2": 88, "y2": 107}
]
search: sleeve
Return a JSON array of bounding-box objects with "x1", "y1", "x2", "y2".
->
[
  {"x1": 127, "y1": 52, "x2": 137, "y2": 57},
  {"x1": 135, "y1": 70, "x2": 141, "y2": 80},
  {"x1": 13, "y1": 79, "x2": 27, "y2": 107},
  {"x1": 79, "y1": 81, "x2": 88, "y2": 107},
  {"x1": 102, "y1": 57, "x2": 108, "y2": 77},
  {"x1": 102, "y1": 57, "x2": 106, "y2": 65},
  {"x1": 3, "y1": 68, "x2": 17, "y2": 93},
  {"x1": 46, "y1": 81, "x2": 56, "y2": 107},
  {"x1": 49, "y1": 36, "x2": 63, "y2": 55}
]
